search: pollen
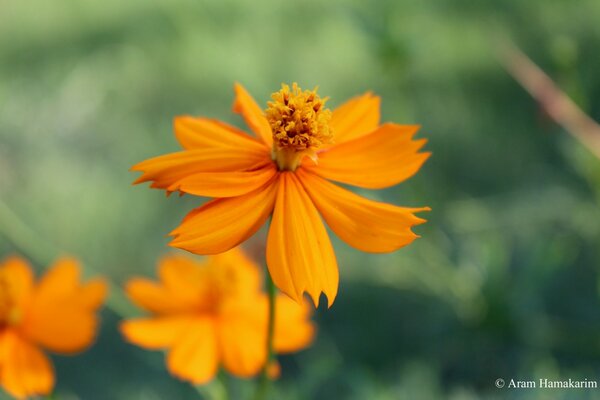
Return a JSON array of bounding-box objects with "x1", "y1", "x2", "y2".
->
[{"x1": 266, "y1": 83, "x2": 333, "y2": 170}]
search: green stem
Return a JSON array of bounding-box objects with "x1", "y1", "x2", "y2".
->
[
  {"x1": 195, "y1": 374, "x2": 228, "y2": 400},
  {"x1": 253, "y1": 270, "x2": 276, "y2": 400}
]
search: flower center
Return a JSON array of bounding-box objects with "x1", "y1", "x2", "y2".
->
[
  {"x1": 266, "y1": 83, "x2": 333, "y2": 171},
  {"x1": 196, "y1": 255, "x2": 258, "y2": 315}
]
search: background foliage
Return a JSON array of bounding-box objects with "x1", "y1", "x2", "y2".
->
[{"x1": 2, "y1": 0, "x2": 600, "y2": 399}]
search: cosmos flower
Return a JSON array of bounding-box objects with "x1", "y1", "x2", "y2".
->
[
  {"x1": 120, "y1": 248, "x2": 314, "y2": 384},
  {"x1": 133, "y1": 83, "x2": 430, "y2": 307},
  {"x1": 0, "y1": 256, "x2": 107, "y2": 399}
]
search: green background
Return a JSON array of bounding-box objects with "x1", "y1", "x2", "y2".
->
[{"x1": 1, "y1": 0, "x2": 600, "y2": 398}]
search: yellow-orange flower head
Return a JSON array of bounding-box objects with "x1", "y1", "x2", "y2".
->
[
  {"x1": 120, "y1": 249, "x2": 314, "y2": 384},
  {"x1": 0, "y1": 256, "x2": 107, "y2": 399},
  {"x1": 266, "y1": 83, "x2": 333, "y2": 170},
  {"x1": 132, "y1": 82, "x2": 431, "y2": 308}
]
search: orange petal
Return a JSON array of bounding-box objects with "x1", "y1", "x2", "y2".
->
[
  {"x1": 158, "y1": 255, "x2": 197, "y2": 290},
  {"x1": 207, "y1": 248, "x2": 262, "y2": 298},
  {"x1": 77, "y1": 279, "x2": 108, "y2": 310},
  {"x1": 0, "y1": 332, "x2": 54, "y2": 399},
  {"x1": 155, "y1": 254, "x2": 215, "y2": 310},
  {"x1": 166, "y1": 317, "x2": 218, "y2": 385},
  {"x1": 273, "y1": 295, "x2": 315, "y2": 353},
  {"x1": 166, "y1": 163, "x2": 277, "y2": 198},
  {"x1": 218, "y1": 299, "x2": 267, "y2": 378},
  {"x1": 0, "y1": 329, "x2": 10, "y2": 362},
  {"x1": 170, "y1": 179, "x2": 279, "y2": 255},
  {"x1": 120, "y1": 316, "x2": 195, "y2": 350},
  {"x1": 158, "y1": 250, "x2": 263, "y2": 307},
  {"x1": 174, "y1": 116, "x2": 268, "y2": 151},
  {"x1": 309, "y1": 123, "x2": 430, "y2": 189},
  {"x1": 266, "y1": 172, "x2": 338, "y2": 307},
  {"x1": 20, "y1": 257, "x2": 105, "y2": 354},
  {"x1": 298, "y1": 169, "x2": 429, "y2": 253},
  {"x1": 21, "y1": 304, "x2": 101, "y2": 354},
  {"x1": 232, "y1": 83, "x2": 273, "y2": 147},
  {"x1": 329, "y1": 92, "x2": 380, "y2": 144},
  {"x1": 132, "y1": 148, "x2": 270, "y2": 193},
  {"x1": 29, "y1": 257, "x2": 105, "y2": 307},
  {"x1": 0, "y1": 256, "x2": 34, "y2": 307},
  {"x1": 124, "y1": 278, "x2": 194, "y2": 315},
  {"x1": 33, "y1": 257, "x2": 80, "y2": 301}
]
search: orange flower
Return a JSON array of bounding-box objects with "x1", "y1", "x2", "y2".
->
[
  {"x1": 0, "y1": 256, "x2": 107, "y2": 399},
  {"x1": 133, "y1": 83, "x2": 430, "y2": 307},
  {"x1": 120, "y1": 248, "x2": 314, "y2": 384}
]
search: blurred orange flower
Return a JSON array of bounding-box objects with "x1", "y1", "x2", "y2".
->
[
  {"x1": 0, "y1": 256, "x2": 107, "y2": 399},
  {"x1": 120, "y1": 248, "x2": 314, "y2": 384},
  {"x1": 133, "y1": 83, "x2": 430, "y2": 307}
]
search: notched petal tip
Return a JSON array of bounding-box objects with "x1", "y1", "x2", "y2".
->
[
  {"x1": 315, "y1": 291, "x2": 337, "y2": 309},
  {"x1": 131, "y1": 169, "x2": 150, "y2": 186},
  {"x1": 409, "y1": 206, "x2": 431, "y2": 226},
  {"x1": 303, "y1": 291, "x2": 336, "y2": 309},
  {"x1": 284, "y1": 282, "x2": 338, "y2": 310},
  {"x1": 327, "y1": 297, "x2": 335, "y2": 309},
  {"x1": 281, "y1": 289, "x2": 335, "y2": 310}
]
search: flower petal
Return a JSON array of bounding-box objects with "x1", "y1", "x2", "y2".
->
[
  {"x1": 0, "y1": 256, "x2": 34, "y2": 308},
  {"x1": 166, "y1": 163, "x2": 277, "y2": 198},
  {"x1": 157, "y1": 255, "x2": 204, "y2": 297},
  {"x1": 77, "y1": 279, "x2": 108, "y2": 310},
  {"x1": 329, "y1": 92, "x2": 380, "y2": 144},
  {"x1": 273, "y1": 295, "x2": 315, "y2": 353},
  {"x1": 21, "y1": 257, "x2": 105, "y2": 354},
  {"x1": 309, "y1": 123, "x2": 430, "y2": 189},
  {"x1": 266, "y1": 172, "x2": 338, "y2": 307},
  {"x1": 124, "y1": 278, "x2": 194, "y2": 315},
  {"x1": 298, "y1": 169, "x2": 429, "y2": 252},
  {"x1": 218, "y1": 293, "x2": 314, "y2": 377},
  {"x1": 218, "y1": 299, "x2": 267, "y2": 378},
  {"x1": 0, "y1": 332, "x2": 54, "y2": 399},
  {"x1": 156, "y1": 255, "x2": 215, "y2": 310},
  {"x1": 207, "y1": 248, "x2": 262, "y2": 298},
  {"x1": 21, "y1": 303, "x2": 101, "y2": 354},
  {"x1": 170, "y1": 179, "x2": 279, "y2": 255},
  {"x1": 174, "y1": 116, "x2": 267, "y2": 151},
  {"x1": 232, "y1": 83, "x2": 273, "y2": 147},
  {"x1": 166, "y1": 317, "x2": 218, "y2": 385},
  {"x1": 33, "y1": 257, "x2": 80, "y2": 301},
  {"x1": 0, "y1": 330, "x2": 10, "y2": 364},
  {"x1": 120, "y1": 316, "x2": 195, "y2": 350},
  {"x1": 132, "y1": 148, "x2": 270, "y2": 192}
]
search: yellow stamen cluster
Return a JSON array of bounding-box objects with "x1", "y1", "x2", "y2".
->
[{"x1": 266, "y1": 83, "x2": 333, "y2": 170}]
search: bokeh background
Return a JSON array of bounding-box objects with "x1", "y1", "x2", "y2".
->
[{"x1": 2, "y1": 0, "x2": 600, "y2": 399}]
